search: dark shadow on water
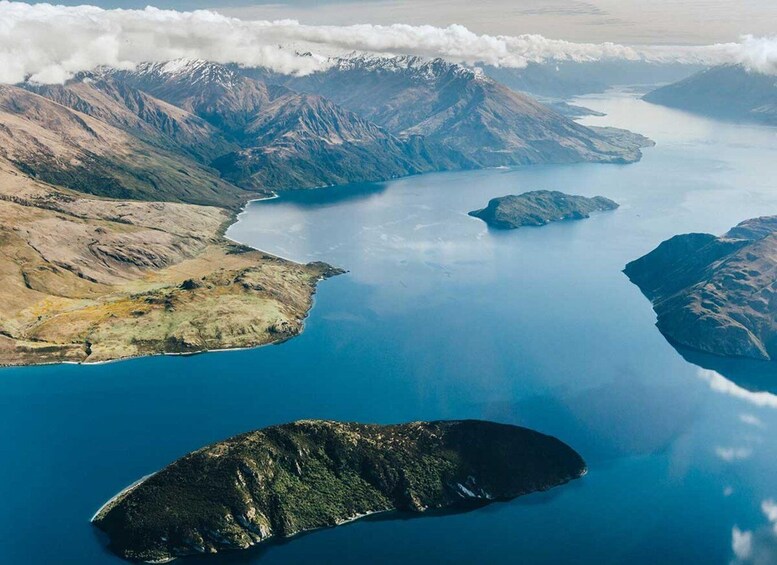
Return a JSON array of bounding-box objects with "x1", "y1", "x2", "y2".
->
[
  {"x1": 257, "y1": 180, "x2": 390, "y2": 209},
  {"x1": 91, "y1": 527, "x2": 124, "y2": 562},
  {"x1": 674, "y1": 344, "x2": 777, "y2": 395},
  {"x1": 186, "y1": 497, "x2": 562, "y2": 564}
]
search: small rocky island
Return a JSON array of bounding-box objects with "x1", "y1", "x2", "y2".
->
[
  {"x1": 92, "y1": 419, "x2": 586, "y2": 562},
  {"x1": 625, "y1": 216, "x2": 777, "y2": 361},
  {"x1": 469, "y1": 190, "x2": 619, "y2": 229}
]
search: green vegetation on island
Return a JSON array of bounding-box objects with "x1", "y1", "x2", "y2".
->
[
  {"x1": 469, "y1": 190, "x2": 619, "y2": 230},
  {"x1": 92, "y1": 419, "x2": 586, "y2": 562}
]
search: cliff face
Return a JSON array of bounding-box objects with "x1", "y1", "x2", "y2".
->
[
  {"x1": 624, "y1": 216, "x2": 777, "y2": 361},
  {"x1": 469, "y1": 190, "x2": 619, "y2": 230},
  {"x1": 92, "y1": 419, "x2": 586, "y2": 563}
]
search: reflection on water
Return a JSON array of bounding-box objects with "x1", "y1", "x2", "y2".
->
[
  {"x1": 482, "y1": 377, "x2": 701, "y2": 463},
  {"x1": 678, "y1": 345, "x2": 777, "y2": 396},
  {"x1": 696, "y1": 368, "x2": 777, "y2": 410}
]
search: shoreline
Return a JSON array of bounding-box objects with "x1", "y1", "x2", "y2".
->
[
  {"x1": 91, "y1": 472, "x2": 157, "y2": 523},
  {"x1": 1, "y1": 188, "x2": 341, "y2": 370},
  {"x1": 2, "y1": 124, "x2": 648, "y2": 371},
  {"x1": 3, "y1": 269, "x2": 336, "y2": 370}
]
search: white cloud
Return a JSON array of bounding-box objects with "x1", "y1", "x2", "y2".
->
[
  {"x1": 736, "y1": 35, "x2": 777, "y2": 76},
  {"x1": 731, "y1": 502, "x2": 777, "y2": 565},
  {"x1": 740, "y1": 414, "x2": 765, "y2": 428},
  {"x1": 733, "y1": 526, "x2": 754, "y2": 561},
  {"x1": 762, "y1": 500, "x2": 777, "y2": 534},
  {"x1": 715, "y1": 446, "x2": 753, "y2": 462},
  {"x1": 1, "y1": 2, "x2": 776, "y2": 85}
]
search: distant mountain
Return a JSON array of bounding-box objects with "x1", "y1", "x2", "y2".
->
[
  {"x1": 643, "y1": 65, "x2": 777, "y2": 125},
  {"x1": 248, "y1": 54, "x2": 652, "y2": 168},
  {"x1": 111, "y1": 60, "x2": 278, "y2": 135},
  {"x1": 484, "y1": 61, "x2": 703, "y2": 99}
]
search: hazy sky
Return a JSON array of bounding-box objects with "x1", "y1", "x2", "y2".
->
[{"x1": 36, "y1": 0, "x2": 776, "y2": 45}]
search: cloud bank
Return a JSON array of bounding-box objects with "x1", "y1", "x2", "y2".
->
[{"x1": 0, "y1": 1, "x2": 775, "y2": 84}]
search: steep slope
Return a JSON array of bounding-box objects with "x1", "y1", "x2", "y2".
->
[
  {"x1": 213, "y1": 88, "x2": 466, "y2": 190},
  {"x1": 0, "y1": 84, "x2": 248, "y2": 207},
  {"x1": 111, "y1": 59, "x2": 276, "y2": 135},
  {"x1": 256, "y1": 55, "x2": 653, "y2": 167},
  {"x1": 109, "y1": 59, "x2": 461, "y2": 190},
  {"x1": 92, "y1": 419, "x2": 586, "y2": 563},
  {"x1": 643, "y1": 65, "x2": 777, "y2": 125},
  {"x1": 624, "y1": 216, "x2": 777, "y2": 361},
  {"x1": 24, "y1": 77, "x2": 237, "y2": 163}
]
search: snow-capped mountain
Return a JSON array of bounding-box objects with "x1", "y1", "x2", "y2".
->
[
  {"x1": 250, "y1": 53, "x2": 651, "y2": 167},
  {"x1": 132, "y1": 58, "x2": 246, "y2": 89},
  {"x1": 332, "y1": 53, "x2": 488, "y2": 82},
  {"x1": 25, "y1": 58, "x2": 457, "y2": 193},
  {"x1": 8, "y1": 54, "x2": 651, "y2": 203}
]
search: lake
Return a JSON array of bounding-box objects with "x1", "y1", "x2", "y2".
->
[{"x1": 3, "y1": 91, "x2": 777, "y2": 564}]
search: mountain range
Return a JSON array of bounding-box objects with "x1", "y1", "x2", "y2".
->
[
  {"x1": 249, "y1": 54, "x2": 651, "y2": 169},
  {"x1": 643, "y1": 65, "x2": 777, "y2": 126},
  {"x1": 5, "y1": 55, "x2": 654, "y2": 206}
]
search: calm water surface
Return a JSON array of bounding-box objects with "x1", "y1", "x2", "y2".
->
[{"x1": 3, "y1": 92, "x2": 777, "y2": 564}]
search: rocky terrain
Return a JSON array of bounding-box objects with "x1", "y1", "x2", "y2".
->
[
  {"x1": 248, "y1": 54, "x2": 654, "y2": 167},
  {"x1": 624, "y1": 216, "x2": 777, "y2": 360},
  {"x1": 10, "y1": 56, "x2": 654, "y2": 198},
  {"x1": 0, "y1": 84, "x2": 249, "y2": 207},
  {"x1": 101, "y1": 60, "x2": 462, "y2": 191},
  {"x1": 643, "y1": 65, "x2": 777, "y2": 126},
  {"x1": 92, "y1": 419, "x2": 586, "y2": 563},
  {"x1": 469, "y1": 190, "x2": 619, "y2": 230}
]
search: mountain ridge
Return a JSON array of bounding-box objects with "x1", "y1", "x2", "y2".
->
[{"x1": 247, "y1": 53, "x2": 653, "y2": 168}]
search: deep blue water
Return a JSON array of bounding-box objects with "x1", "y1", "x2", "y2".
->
[{"x1": 4, "y1": 92, "x2": 777, "y2": 564}]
